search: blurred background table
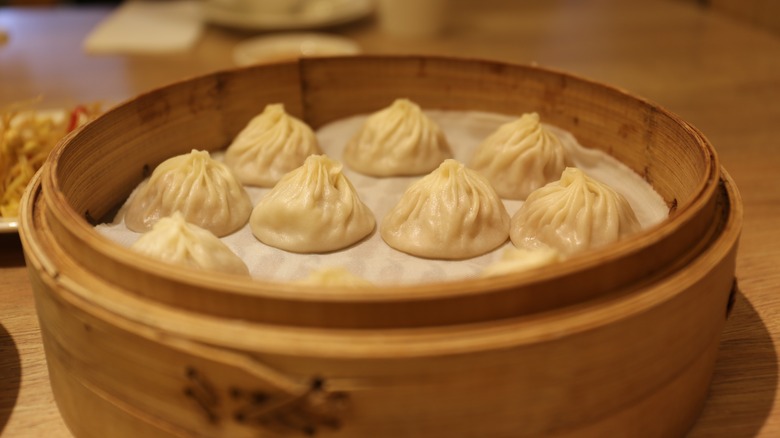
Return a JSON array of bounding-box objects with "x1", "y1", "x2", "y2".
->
[{"x1": 2, "y1": 0, "x2": 780, "y2": 436}]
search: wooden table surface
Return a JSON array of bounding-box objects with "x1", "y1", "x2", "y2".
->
[{"x1": 1, "y1": 0, "x2": 779, "y2": 436}]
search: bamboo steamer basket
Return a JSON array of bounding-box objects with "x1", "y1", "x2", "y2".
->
[{"x1": 19, "y1": 56, "x2": 742, "y2": 437}]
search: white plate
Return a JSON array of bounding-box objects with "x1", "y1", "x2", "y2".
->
[
  {"x1": 1, "y1": 109, "x2": 68, "y2": 235},
  {"x1": 0, "y1": 218, "x2": 18, "y2": 233},
  {"x1": 204, "y1": 0, "x2": 374, "y2": 31},
  {"x1": 233, "y1": 33, "x2": 360, "y2": 66}
]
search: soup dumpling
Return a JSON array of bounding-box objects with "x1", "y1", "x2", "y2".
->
[
  {"x1": 295, "y1": 267, "x2": 373, "y2": 287},
  {"x1": 381, "y1": 159, "x2": 510, "y2": 259},
  {"x1": 470, "y1": 112, "x2": 567, "y2": 200},
  {"x1": 250, "y1": 155, "x2": 375, "y2": 253},
  {"x1": 343, "y1": 98, "x2": 452, "y2": 177},
  {"x1": 225, "y1": 103, "x2": 321, "y2": 187},
  {"x1": 130, "y1": 213, "x2": 249, "y2": 276},
  {"x1": 124, "y1": 150, "x2": 252, "y2": 237},
  {"x1": 480, "y1": 247, "x2": 561, "y2": 278},
  {"x1": 510, "y1": 167, "x2": 641, "y2": 255}
]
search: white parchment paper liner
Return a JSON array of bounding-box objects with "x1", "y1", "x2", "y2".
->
[{"x1": 97, "y1": 110, "x2": 667, "y2": 285}]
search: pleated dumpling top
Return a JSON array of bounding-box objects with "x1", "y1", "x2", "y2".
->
[
  {"x1": 470, "y1": 112, "x2": 567, "y2": 200},
  {"x1": 225, "y1": 103, "x2": 321, "y2": 187},
  {"x1": 130, "y1": 213, "x2": 249, "y2": 276},
  {"x1": 124, "y1": 150, "x2": 252, "y2": 237},
  {"x1": 250, "y1": 155, "x2": 376, "y2": 253},
  {"x1": 344, "y1": 98, "x2": 452, "y2": 177},
  {"x1": 381, "y1": 159, "x2": 510, "y2": 259},
  {"x1": 510, "y1": 167, "x2": 641, "y2": 255}
]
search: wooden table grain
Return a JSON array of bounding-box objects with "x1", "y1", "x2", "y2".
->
[{"x1": 1, "y1": 1, "x2": 779, "y2": 436}]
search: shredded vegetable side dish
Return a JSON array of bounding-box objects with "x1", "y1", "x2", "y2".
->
[{"x1": 0, "y1": 103, "x2": 101, "y2": 218}]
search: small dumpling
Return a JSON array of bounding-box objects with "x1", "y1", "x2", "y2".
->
[
  {"x1": 480, "y1": 247, "x2": 561, "y2": 278},
  {"x1": 123, "y1": 150, "x2": 252, "y2": 237},
  {"x1": 470, "y1": 112, "x2": 566, "y2": 200},
  {"x1": 343, "y1": 98, "x2": 452, "y2": 177},
  {"x1": 225, "y1": 103, "x2": 321, "y2": 187},
  {"x1": 381, "y1": 159, "x2": 510, "y2": 259},
  {"x1": 130, "y1": 213, "x2": 249, "y2": 276},
  {"x1": 510, "y1": 167, "x2": 641, "y2": 255},
  {"x1": 294, "y1": 267, "x2": 373, "y2": 287},
  {"x1": 250, "y1": 155, "x2": 375, "y2": 253}
]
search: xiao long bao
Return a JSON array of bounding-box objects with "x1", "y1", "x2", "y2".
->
[
  {"x1": 130, "y1": 213, "x2": 249, "y2": 276},
  {"x1": 343, "y1": 98, "x2": 453, "y2": 176},
  {"x1": 510, "y1": 167, "x2": 641, "y2": 255},
  {"x1": 381, "y1": 159, "x2": 510, "y2": 259},
  {"x1": 480, "y1": 247, "x2": 562, "y2": 278},
  {"x1": 224, "y1": 103, "x2": 322, "y2": 187},
  {"x1": 123, "y1": 150, "x2": 252, "y2": 237},
  {"x1": 250, "y1": 154, "x2": 376, "y2": 253},
  {"x1": 294, "y1": 267, "x2": 373, "y2": 287},
  {"x1": 98, "y1": 98, "x2": 672, "y2": 284},
  {"x1": 470, "y1": 112, "x2": 567, "y2": 200}
]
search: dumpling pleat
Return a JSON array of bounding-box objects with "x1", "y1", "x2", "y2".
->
[
  {"x1": 510, "y1": 167, "x2": 641, "y2": 255},
  {"x1": 124, "y1": 150, "x2": 252, "y2": 237}
]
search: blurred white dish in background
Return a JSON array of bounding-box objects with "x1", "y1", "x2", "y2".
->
[
  {"x1": 208, "y1": 0, "x2": 308, "y2": 16},
  {"x1": 204, "y1": 0, "x2": 373, "y2": 31},
  {"x1": 0, "y1": 218, "x2": 18, "y2": 234},
  {"x1": 233, "y1": 33, "x2": 360, "y2": 66},
  {"x1": 84, "y1": 1, "x2": 203, "y2": 54}
]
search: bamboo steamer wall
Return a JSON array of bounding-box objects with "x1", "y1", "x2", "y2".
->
[
  {"x1": 38, "y1": 56, "x2": 719, "y2": 328},
  {"x1": 19, "y1": 56, "x2": 742, "y2": 437}
]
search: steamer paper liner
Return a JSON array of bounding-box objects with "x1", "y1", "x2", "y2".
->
[{"x1": 96, "y1": 110, "x2": 668, "y2": 285}]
